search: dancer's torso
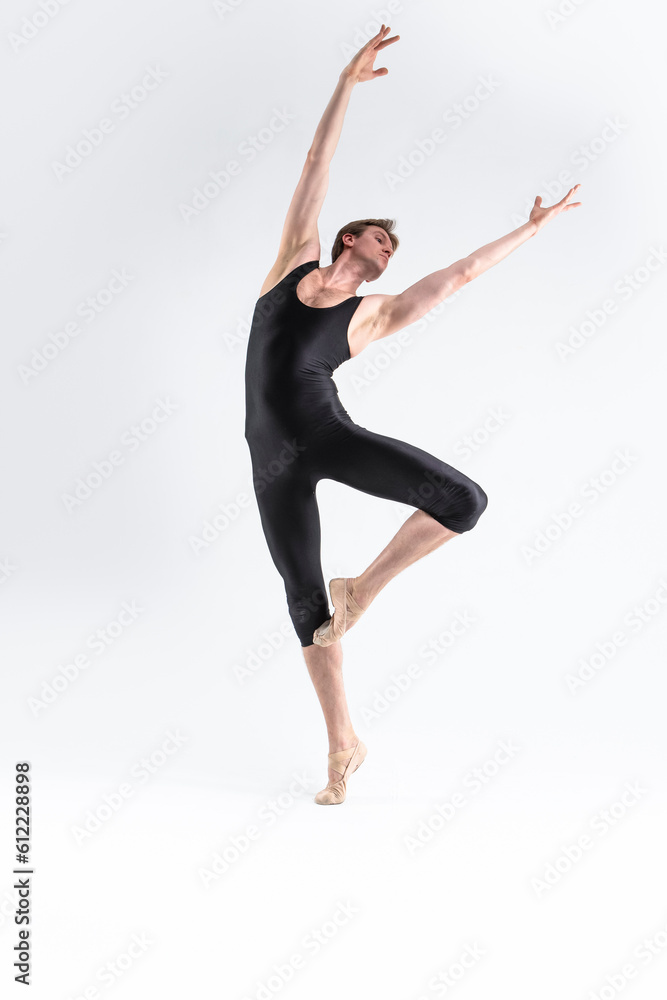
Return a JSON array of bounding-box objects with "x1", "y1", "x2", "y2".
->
[{"x1": 244, "y1": 260, "x2": 363, "y2": 457}]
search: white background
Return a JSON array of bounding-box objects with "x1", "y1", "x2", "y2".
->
[{"x1": 1, "y1": 0, "x2": 666, "y2": 997}]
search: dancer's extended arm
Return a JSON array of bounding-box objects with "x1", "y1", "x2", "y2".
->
[
  {"x1": 373, "y1": 184, "x2": 582, "y2": 342},
  {"x1": 260, "y1": 26, "x2": 400, "y2": 292}
]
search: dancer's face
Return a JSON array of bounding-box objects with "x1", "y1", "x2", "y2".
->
[{"x1": 345, "y1": 227, "x2": 393, "y2": 281}]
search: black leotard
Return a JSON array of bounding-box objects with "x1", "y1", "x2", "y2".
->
[{"x1": 244, "y1": 259, "x2": 488, "y2": 646}]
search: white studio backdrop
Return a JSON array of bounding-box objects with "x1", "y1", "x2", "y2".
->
[{"x1": 1, "y1": 0, "x2": 666, "y2": 997}]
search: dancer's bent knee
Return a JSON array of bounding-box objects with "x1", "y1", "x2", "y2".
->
[{"x1": 431, "y1": 479, "x2": 489, "y2": 534}]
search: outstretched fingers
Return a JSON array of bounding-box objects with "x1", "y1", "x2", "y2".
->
[
  {"x1": 377, "y1": 31, "x2": 401, "y2": 51},
  {"x1": 560, "y1": 183, "x2": 582, "y2": 206},
  {"x1": 370, "y1": 23, "x2": 400, "y2": 51}
]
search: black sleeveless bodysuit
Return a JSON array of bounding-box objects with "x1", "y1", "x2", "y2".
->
[{"x1": 244, "y1": 259, "x2": 488, "y2": 646}]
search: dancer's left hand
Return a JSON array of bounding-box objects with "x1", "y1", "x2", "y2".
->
[{"x1": 529, "y1": 184, "x2": 582, "y2": 230}]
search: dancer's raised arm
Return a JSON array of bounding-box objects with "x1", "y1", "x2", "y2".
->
[
  {"x1": 372, "y1": 185, "x2": 582, "y2": 342},
  {"x1": 259, "y1": 25, "x2": 400, "y2": 296}
]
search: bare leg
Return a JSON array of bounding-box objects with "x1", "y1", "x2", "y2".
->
[
  {"x1": 352, "y1": 509, "x2": 458, "y2": 610},
  {"x1": 303, "y1": 511, "x2": 457, "y2": 783},
  {"x1": 302, "y1": 641, "x2": 358, "y2": 785}
]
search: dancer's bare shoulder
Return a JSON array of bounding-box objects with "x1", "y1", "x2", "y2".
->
[
  {"x1": 258, "y1": 240, "x2": 322, "y2": 298},
  {"x1": 347, "y1": 293, "x2": 396, "y2": 358}
]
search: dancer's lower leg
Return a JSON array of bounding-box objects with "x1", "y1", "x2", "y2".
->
[
  {"x1": 353, "y1": 509, "x2": 458, "y2": 609},
  {"x1": 302, "y1": 641, "x2": 358, "y2": 785},
  {"x1": 302, "y1": 511, "x2": 457, "y2": 782}
]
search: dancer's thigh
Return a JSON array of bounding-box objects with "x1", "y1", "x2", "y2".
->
[{"x1": 322, "y1": 425, "x2": 488, "y2": 533}]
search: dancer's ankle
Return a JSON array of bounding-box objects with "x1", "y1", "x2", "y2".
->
[
  {"x1": 350, "y1": 575, "x2": 373, "y2": 610},
  {"x1": 328, "y1": 729, "x2": 358, "y2": 753}
]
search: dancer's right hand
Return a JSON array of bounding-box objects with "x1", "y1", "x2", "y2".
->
[{"x1": 341, "y1": 24, "x2": 400, "y2": 84}]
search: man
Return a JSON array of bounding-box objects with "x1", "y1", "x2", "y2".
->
[{"x1": 244, "y1": 24, "x2": 581, "y2": 804}]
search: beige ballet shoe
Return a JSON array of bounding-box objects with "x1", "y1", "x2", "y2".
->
[
  {"x1": 314, "y1": 740, "x2": 367, "y2": 805},
  {"x1": 312, "y1": 577, "x2": 367, "y2": 646}
]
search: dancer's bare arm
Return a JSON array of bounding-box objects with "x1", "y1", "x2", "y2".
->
[
  {"x1": 259, "y1": 25, "x2": 400, "y2": 296},
  {"x1": 371, "y1": 185, "x2": 582, "y2": 342}
]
